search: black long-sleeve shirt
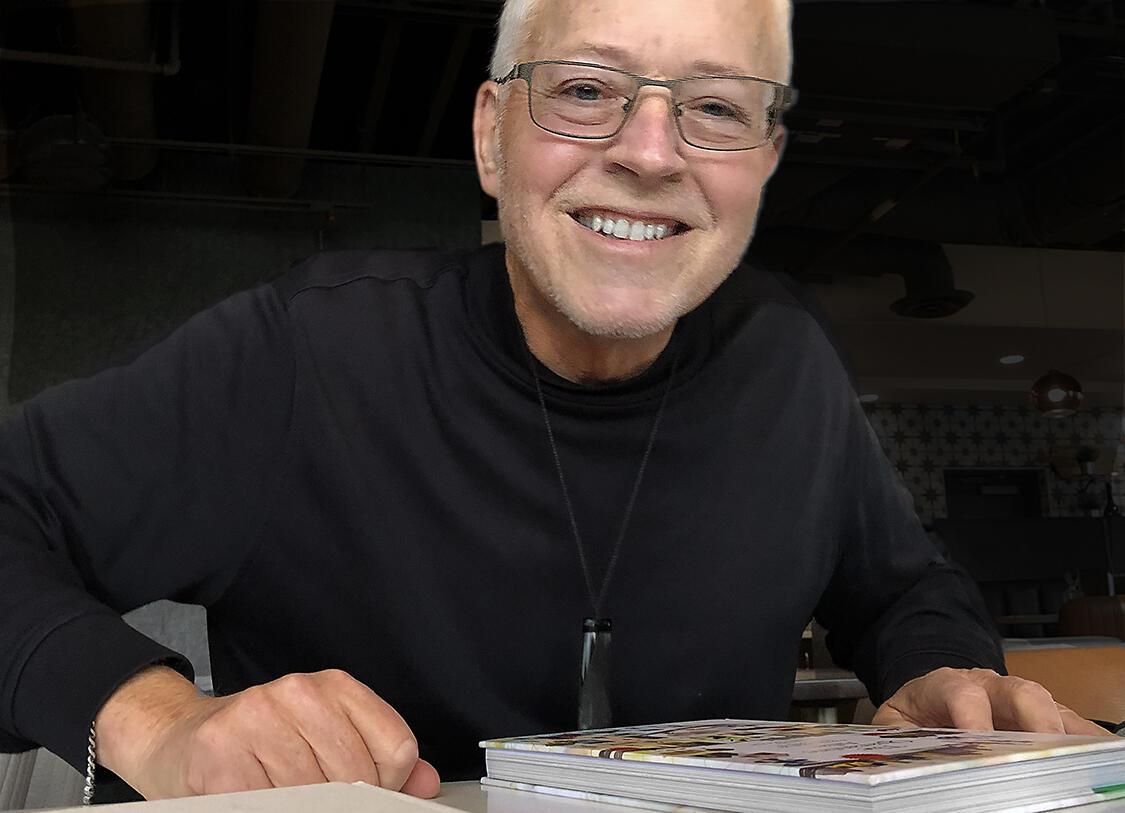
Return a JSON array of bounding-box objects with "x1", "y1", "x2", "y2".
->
[{"x1": 0, "y1": 244, "x2": 1002, "y2": 780}]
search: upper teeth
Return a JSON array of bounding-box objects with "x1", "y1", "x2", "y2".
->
[{"x1": 578, "y1": 214, "x2": 673, "y2": 241}]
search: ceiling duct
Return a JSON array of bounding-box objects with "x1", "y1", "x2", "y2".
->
[
  {"x1": 747, "y1": 227, "x2": 975, "y2": 319},
  {"x1": 242, "y1": 1, "x2": 336, "y2": 198},
  {"x1": 765, "y1": 2, "x2": 1122, "y2": 250},
  {"x1": 767, "y1": 118, "x2": 1124, "y2": 250},
  {"x1": 69, "y1": 0, "x2": 159, "y2": 182}
]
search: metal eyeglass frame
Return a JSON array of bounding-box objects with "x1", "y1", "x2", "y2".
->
[{"x1": 494, "y1": 60, "x2": 799, "y2": 152}]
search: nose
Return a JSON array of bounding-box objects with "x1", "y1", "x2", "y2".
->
[{"x1": 603, "y1": 89, "x2": 689, "y2": 181}]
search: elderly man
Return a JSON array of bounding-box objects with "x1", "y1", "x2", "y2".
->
[{"x1": 0, "y1": 0, "x2": 1109, "y2": 804}]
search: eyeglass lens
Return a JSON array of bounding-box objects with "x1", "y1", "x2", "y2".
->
[{"x1": 526, "y1": 62, "x2": 780, "y2": 150}]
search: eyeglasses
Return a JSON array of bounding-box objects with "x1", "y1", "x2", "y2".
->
[{"x1": 495, "y1": 60, "x2": 798, "y2": 152}]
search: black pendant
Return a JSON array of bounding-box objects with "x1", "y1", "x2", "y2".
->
[{"x1": 578, "y1": 617, "x2": 612, "y2": 730}]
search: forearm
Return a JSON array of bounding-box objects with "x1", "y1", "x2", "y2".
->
[
  {"x1": 841, "y1": 559, "x2": 1003, "y2": 704},
  {"x1": 95, "y1": 666, "x2": 203, "y2": 782},
  {"x1": 0, "y1": 283, "x2": 294, "y2": 767}
]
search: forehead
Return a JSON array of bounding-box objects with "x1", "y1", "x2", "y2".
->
[{"x1": 526, "y1": 0, "x2": 783, "y2": 80}]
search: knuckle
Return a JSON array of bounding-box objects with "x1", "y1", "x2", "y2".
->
[
  {"x1": 235, "y1": 686, "x2": 278, "y2": 720},
  {"x1": 274, "y1": 673, "x2": 322, "y2": 706},
  {"x1": 943, "y1": 667, "x2": 973, "y2": 684},
  {"x1": 1010, "y1": 678, "x2": 1053, "y2": 702},
  {"x1": 316, "y1": 668, "x2": 354, "y2": 691},
  {"x1": 952, "y1": 683, "x2": 990, "y2": 706},
  {"x1": 388, "y1": 733, "x2": 419, "y2": 767}
]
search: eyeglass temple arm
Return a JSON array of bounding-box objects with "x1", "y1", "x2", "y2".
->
[{"x1": 493, "y1": 64, "x2": 523, "y2": 84}]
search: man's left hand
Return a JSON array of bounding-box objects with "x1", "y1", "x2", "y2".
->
[{"x1": 872, "y1": 667, "x2": 1113, "y2": 736}]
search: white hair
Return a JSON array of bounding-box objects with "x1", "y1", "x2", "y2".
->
[
  {"x1": 488, "y1": 0, "x2": 793, "y2": 83},
  {"x1": 489, "y1": 0, "x2": 543, "y2": 79}
]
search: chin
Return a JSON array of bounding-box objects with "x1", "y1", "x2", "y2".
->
[{"x1": 551, "y1": 287, "x2": 685, "y2": 340}]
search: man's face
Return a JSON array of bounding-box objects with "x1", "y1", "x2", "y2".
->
[{"x1": 475, "y1": 0, "x2": 789, "y2": 340}]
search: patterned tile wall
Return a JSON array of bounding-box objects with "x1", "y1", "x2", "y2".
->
[{"x1": 863, "y1": 403, "x2": 1125, "y2": 523}]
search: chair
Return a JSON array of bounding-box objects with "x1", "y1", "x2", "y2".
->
[
  {"x1": 1004, "y1": 645, "x2": 1125, "y2": 725},
  {"x1": 1059, "y1": 595, "x2": 1125, "y2": 640},
  {"x1": 933, "y1": 518, "x2": 1114, "y2": 638}
]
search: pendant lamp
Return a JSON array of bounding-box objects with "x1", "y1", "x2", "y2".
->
[
  {"x1": 1028, "y1": 260, "x2": 1085, "y2": 419},
  {"x1": 1030, "y1": 369, "x2": 1085, "y2": 418}
]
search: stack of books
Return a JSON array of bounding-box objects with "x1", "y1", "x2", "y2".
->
[{"x1": 480, "y1": 719, "x2": 1125, "y2": 812}]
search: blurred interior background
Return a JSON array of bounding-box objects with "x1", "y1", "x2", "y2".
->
[{"x1": 0, "y1": 0, "x2": 1122, "y2": 806}]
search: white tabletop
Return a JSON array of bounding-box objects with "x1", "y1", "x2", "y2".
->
[{"x1": 20, "y1": 780, "x2": 1125, "y2": 812}]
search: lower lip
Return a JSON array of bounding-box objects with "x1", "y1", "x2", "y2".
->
[{"x1": 569, "y1": 216, "x2": 686, "y2": 250}]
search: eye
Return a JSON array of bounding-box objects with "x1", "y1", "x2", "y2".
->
[
  {"x1": 559, "y1": 81, "x2": 611, "y2": 102},
  {"x1": 697, "y1": 100, "x2": 740, "y2": 119}
]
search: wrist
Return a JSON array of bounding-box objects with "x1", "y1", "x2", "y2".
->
[{"x1": 93, "y1": 665, "x2": 203, "y2": 783}]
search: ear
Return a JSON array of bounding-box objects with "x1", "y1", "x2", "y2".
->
[{"x1": 473, "y1": 80, "x2": 502, "y2": 199}]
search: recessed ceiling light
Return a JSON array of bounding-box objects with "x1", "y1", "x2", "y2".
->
[
  {"x1": 859, "y1": 394, "x2": 880, "y2": 403},
  {"x1": 999, "y1": 355, "x2": 1026, "y2": 365}
]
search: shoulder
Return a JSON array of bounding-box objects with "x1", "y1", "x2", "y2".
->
[
  {"x1": 271, "y1": 248, "x2": 471, "y2": 305},
  {"x1": 708, "y1": 261, "x2": 831, "y2": 342},
  {"x1": 710, "y1": 262, "x2": 810, "y2": 312},
  {"x1": 706, "y1": 261, "x2": 854, "y2": 382}
]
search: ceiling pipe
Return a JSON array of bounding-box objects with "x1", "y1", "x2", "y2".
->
[
  {"x1": 1, "y1": 182, "x2": 375, "y2": 214},
  {"x1": 0, "y1": 13, "x2": 180, "y2": 76},
  {"x1": 68, "y1": 0, "x2": 166, "y2": 181},
  {"x1": 17, "y1": 133, "x2": 475, "y2": 169},
  {"x1": 242, "y1": 0, "x2": 336, "y2": 199}
]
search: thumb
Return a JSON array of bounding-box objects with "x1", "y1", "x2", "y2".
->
[
  {"x1": 400, "y1": 758, "x2": 441, "y2": 798},
  {"x1": 872, "y1": 703, "x2": 914, "y2": 728}
]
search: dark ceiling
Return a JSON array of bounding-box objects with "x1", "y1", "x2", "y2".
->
[{"x1": 1, "y1": 0, "x2": 1123, "y2": 259}]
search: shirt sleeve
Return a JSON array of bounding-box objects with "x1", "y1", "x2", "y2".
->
[
  {"x1": 0, "y1": 281, "x2": 295, "y2": 771},
  {"x1": 813, "y1": 382, "x2": 1005, "y2": 707}
]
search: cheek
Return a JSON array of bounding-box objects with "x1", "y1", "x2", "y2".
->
[
  {"x1": 698, "y1": 166, "x2": 767, "y2": 239},
  {"x1": 501, "y1": 131, "x2": 596, "y2": 203}
]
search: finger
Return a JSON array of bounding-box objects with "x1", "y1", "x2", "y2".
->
[
  {"x1": 945, "y1": 683, "x2": 996, "y2": 731},
  {"x1": 871, "y1": 704, "x2": 914, "y2": 728},
  {"x1": 401, "y1": 758, "x2": 442, "y2": 799},
  {"x1": 295, "y1": 708, "x2": 380, "y2": 786},
  {"x1": 1058, "y1": 705, "x2": 1118, "y2": 738},
  {"x1": 337, "y1": 678, "x2": 420, "y2": 791},
  {"x1": 256, "y1": 731, "x2": 330, "y2": 788},
  {"x1": 199, "y1": 752, "x2": 273, "y2": 796},
  {"x1": 988, "y1": 678, "x2": 1065, "y2": 734}
]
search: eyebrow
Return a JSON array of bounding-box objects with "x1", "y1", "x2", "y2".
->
[{"x1": 565, "y1": 44, "x2": 751, "y2": 79}]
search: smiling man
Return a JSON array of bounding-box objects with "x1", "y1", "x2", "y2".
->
[
  {"x1": 481, "y1": 0, "x2": 792, "y2": 383},
  {"x1": 0, "y1": 0, "x2": 1110, "y2": 805}
]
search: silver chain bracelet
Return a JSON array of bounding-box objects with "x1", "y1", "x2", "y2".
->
[{"x1": 82, "y1": 721, "x2": 96, "y2": 806}]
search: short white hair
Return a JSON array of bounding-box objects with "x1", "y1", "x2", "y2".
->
[
  {"x1": 490, "y1": 0, "x2": 542, "y2": 79},
  {"x1": 488, "y1": 0, "x2": 793, "y2": 83}
]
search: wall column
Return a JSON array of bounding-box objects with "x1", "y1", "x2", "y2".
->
[{"x1": 0, "y1": 196, "x2": 15, "y2": 422}]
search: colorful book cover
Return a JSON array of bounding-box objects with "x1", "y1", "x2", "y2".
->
[{"x1": 481, "y1": 719, "x2": 1125, "y2": 785}]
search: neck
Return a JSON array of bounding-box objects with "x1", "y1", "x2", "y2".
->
[{"x1": 507, "y1": 266, "x2": 675, "y2": 385}]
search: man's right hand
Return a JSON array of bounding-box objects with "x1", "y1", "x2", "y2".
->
[{"x1": 94, "y1": 666, "x2": 441, "y2": 800}]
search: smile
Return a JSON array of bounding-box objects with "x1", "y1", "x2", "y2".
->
[{"x1": 569, "y1": 210, "x2": 686, "y2": 242}]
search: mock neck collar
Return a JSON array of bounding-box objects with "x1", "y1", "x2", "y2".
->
[{"x1": 462, "y1": 243, "x2": 714, "y2": 408}]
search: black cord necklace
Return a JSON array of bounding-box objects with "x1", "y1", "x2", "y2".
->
[{"x1": 523, "y1": 337, "x2": 680, "y2": 730}]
